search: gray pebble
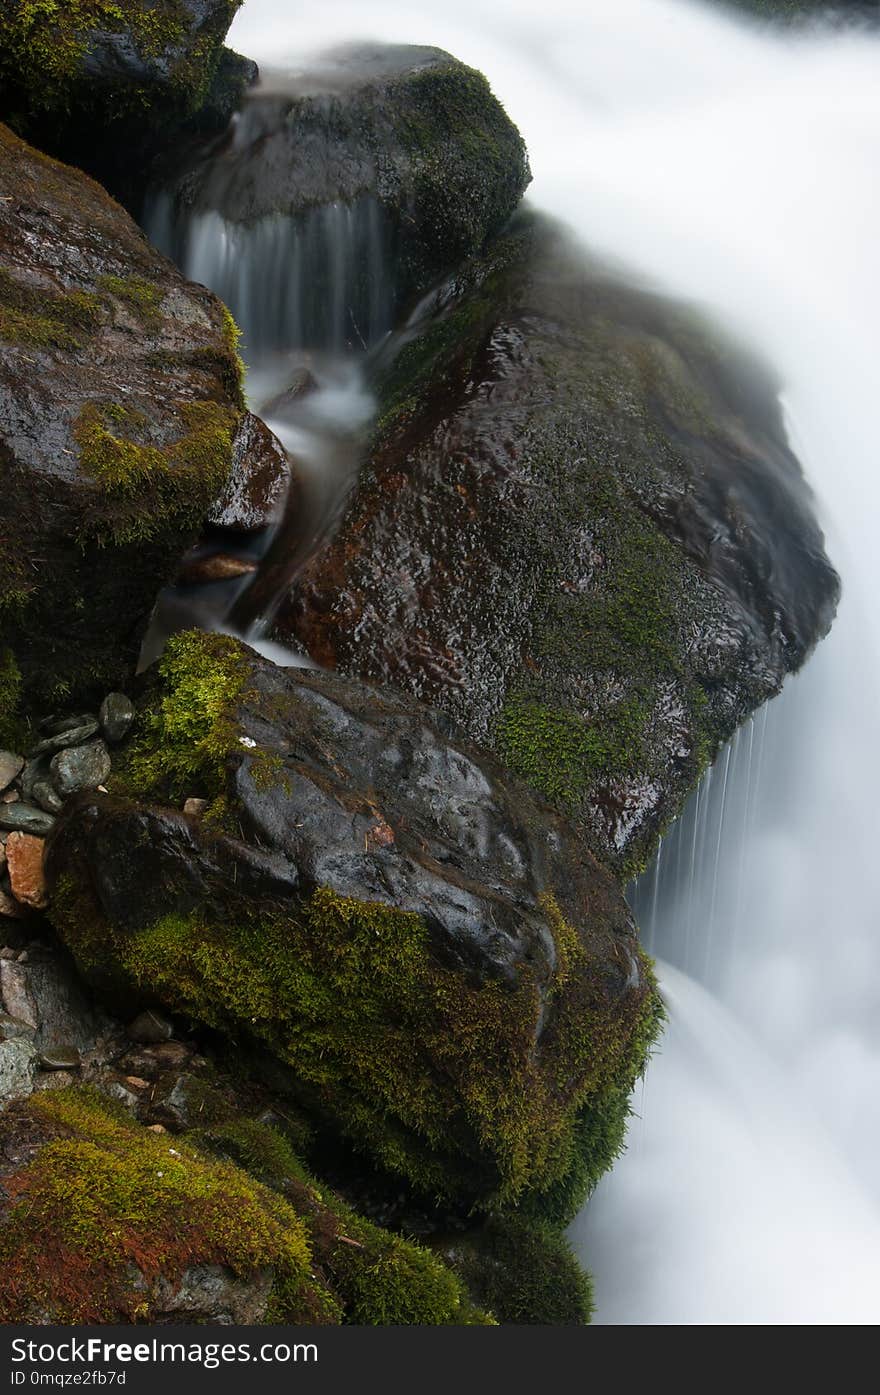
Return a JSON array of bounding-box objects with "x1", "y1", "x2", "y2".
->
[
  {"x1": 99, "y1": 692, "x2": 135, "y2": 744},
  {"x1": 50, "y1": 740, "x2": 111, "y2": 797},
  {"x1": 31, "y1": 721, "x2": 100, "y2": 757},
  {"x1": 0, "y1": 804, "x2": 55, "y2": 836},
  {"x1": 32, "y1": 780, "x2": 64, "y2": 815}
]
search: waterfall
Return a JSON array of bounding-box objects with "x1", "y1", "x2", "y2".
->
[{"x1": 201, "y1": 0, "x2": 880, "y2": 1321}]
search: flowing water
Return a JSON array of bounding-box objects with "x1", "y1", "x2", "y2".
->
[{"x1": 148, "y1": 0, "x2": 880, "y2": 1321}]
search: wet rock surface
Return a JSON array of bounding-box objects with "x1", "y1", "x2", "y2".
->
[
  {"x1": 150, "y1": 44, "x2": 531, "y2": 321},
  {"x1": 0, "y1": 122, "x2": 252, "y2": 722},
  {"x1": 279, "y1": 216, "x2": 839, "y2": 871},
  {"x1": 46, "y1": 632, "x2": 659, "y2": 1208},
  {"x1": 207, "y1": 410, "x2": 294, "y2": 532}
]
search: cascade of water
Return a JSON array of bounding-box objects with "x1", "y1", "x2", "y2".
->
[{"x1": 176, "y1": 0, "x2": 880, "y2": 1321}]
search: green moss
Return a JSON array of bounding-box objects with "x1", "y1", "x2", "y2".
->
[
  {"x1": 0, "y1": 647, "x2": 24, "y2": 749},
  {"x1": 0, "y1": 1086, "x2": 317, "y2": 1325},
  {"x1": 97, "y1": 273, "x2": 163, "y2": 327},
  {"x1": 74, "y1": 398, "x2": 239, "y2": 546},
  {"x1": 119, "y1": 630, "x2": 249, "y2": 802},
  {"x1": 52, "y1": 861, "x2": 661, "y2": 1209},
  {"x1": 0, "y1": 3, "x2": 244, "y2": 121},
  {"x1": 447, "y1": 1218, "x2": 593, "y2": 1325},
  {"x1": 194, "y1": 1115, "x2": 493, "y2": 1325},
  {"x1": 0, "y1": 265, "x2": 102, "y2": 349}
]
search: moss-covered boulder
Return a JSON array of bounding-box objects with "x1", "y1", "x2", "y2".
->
[
  {"x1": 0, "y1": 2, "x2": 253, "y2": 203},
  {"x1": 149, "y1": 43, "x2": 530, "y2": 332},
  {"x1": 0, "y1": 1086, "x2": 490, "y2": 1324},
  {"x1": 45, "y1": 630, "x2": 660, "y2": 1212},
  {"x1": 0, "y1": 123, "x2": 285, "y2": 731},
  {"x1": 277, "y1": 214, "x2": 839, "y2": 875}
]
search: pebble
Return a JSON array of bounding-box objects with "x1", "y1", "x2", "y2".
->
[
  {"x1": 99, "y1": 692, "x2": 135, "y2": 745},
  {"x1": 0, "y1": 891, "x2": 22, "y2": 919},
  {"x1": 127, "y1": 1008, "x2": 174, "y2": 1045},
  {"x1": 0, "y1": 751, "x2": 24, "y2": 793},
  {"x1": 38, "y1": 712, "x2": 96, "y2": 737},
  {"x1": 5, "y1": 833, "x2": 47, "y2": 910},
  {"x1": 183, "y1": 797, "x2": 208, "y2": 818},
  {"x1": 32, "y1": 780, "x2": 64, "y2": 815},
  {"x1": 1, "y1": 789, "x2": 19, "y2": 804},
  {"x1": 19, "y1": 756, "x2": 49, "y2": 802},
  {"x1": 31, "y1": 721, "x2": 100, "y2": 757},
  {"x1": 0, "y1": 804, "x2": 55, "y2": 836},
  {"x1": 147, "y1": 1124, "x2": 168, "y2": 1134},
  {"x1": 50, "y1": 740, "x2": 111, "y2": 797},
  {"x1": 177, "y1": 553, "x2": 258, "y2": 585},
  {"x1": 38, "y1": 1045, "x2": 81, "y2": 1071}
]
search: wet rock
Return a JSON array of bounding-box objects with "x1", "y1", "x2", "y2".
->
[
  {"x1": 4, "y1": 833, "x2": 47, "y2": 910},
  {"x1": 0, "y1": 1037, "x2": 36, "y2": 1104},
  {"x1": 0, "y1": 121, "x2": 248, "y2": 723},
  {"x1": 47, "y1": 632, "x2": 660, "y2": 1209},
  {"x1": 0, "y1": 4, "x2": 250, "y2": 208},
  {"x1": 0, "y1": 805, "x2": 55, "y2": 837},
  {"x1": 31, "y1": 722, "x2": 101, "y2": 757},
  {"x1": 279, "y1": 216, "x2": 840, "y2": 872},
  {"x1": 127, "y1": 1010, "x2": 175, "y2": 1046},
  {"x1": 99, "y1": 693, "x2": 135, "y2": 745},
  {"x1": 206, "y1": 411, "x2": 294, "y2": 533},
  {"x1": 32, "y1": 781, "x2": 64, "y2": 816},
  {"x1": 151, "y1": 44, "x2": 531, "y2": 331},
  {"x1": 50, "y1": 742, "x2": 112, "y2": 797},
  {"x1": 38, "y1": 712, "x2": 97, "y2": 738},
  {"x1": 0, "y1": 751, "x2": 23, "y2": 792}
]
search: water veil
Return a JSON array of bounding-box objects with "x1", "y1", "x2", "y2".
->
[{"x1": 210, "y1": 0, "x2": 880, "y2": 1322}]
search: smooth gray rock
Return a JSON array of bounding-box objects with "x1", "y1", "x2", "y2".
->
[
  {"x1": 127, "y1": 1009, "x2": 175, "y2": 1045},
  {"x1": 32, "y1": 780, "x2": 64, "y2": 815},
  {"x1": 0, "y1": 751, "x2": 24, "y2": 793},
  {"x1": 0, "y1": 804, "x2": 55, "y2": 836},
  {"x1": 50, "y1": 741, "x2": 111, "y2": 797},
  {"x1": 99, "y1": 692, "x2": 135, "y2": 744},
  {"x1": 32, "y1": 721, "x2": 100, "y2": 756}
]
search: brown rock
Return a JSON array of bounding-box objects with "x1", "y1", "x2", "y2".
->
[
  {"x1": 0, "y1": 890, "x2": 24, "y2": 920},
  {"x1": 206, "y1": 411, "x2": 293, "y2": 533},
  {"x1": 176, "y1": 552, "x2": 258, "y2": 585},
  {"x1": 5, "y1": 833, "x2": 46, "y2": 909},
  {"x1": 183, "y1": 797, "x2": 208, "y2": 818}
]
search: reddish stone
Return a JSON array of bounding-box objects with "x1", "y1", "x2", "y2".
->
[{"x1": 5, "y1": 833, "x2": 47, "y2": 910}]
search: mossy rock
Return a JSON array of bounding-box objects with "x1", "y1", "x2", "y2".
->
[
  {"x1": 0, "y1": 3, "x2": 252, "y2": 204},
  {"x1": 278, "y1": 212, "x2": 839, "y2": 876},
  {"x1": 0, "y1": 1086, "x2": 489, "y2": 1325},
  {"x1": 442, "y1": 1218, "x2": 594, "y2": 1326},
  {"x1": 0, "y1": 124, "x2": 281, "y2": 727},
  {"x1": 151, "y1": 43, "x2": 530, "y2": 318},
  {"x1": 46, "y1": 630, "x2": 661, "y2": 1213}
]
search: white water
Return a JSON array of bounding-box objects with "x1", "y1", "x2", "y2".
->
[{"x1": 224, "y1": 0, "x2": 880, "y2": 1321}]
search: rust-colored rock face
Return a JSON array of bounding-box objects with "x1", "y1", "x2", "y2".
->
[{"x1": 5, "y1": 832, "x2": 46, "y2": 910}]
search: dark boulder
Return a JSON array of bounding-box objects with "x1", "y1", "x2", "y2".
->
[
  {"x1": 46, "y1": 631, "x2": 660, "y2": 1210},
  {"x1": 277, "y1": 215, "x2": 839, "y2": 873},
  {"x1": 149, "y1": 44, "x2": 531, "y2": 342},
  {"x1": 0, "y1": 124, "x2": 284, "y2": 730},
  {"x1": 0, "y1": 3, "x2": 253, "y2": 206}
]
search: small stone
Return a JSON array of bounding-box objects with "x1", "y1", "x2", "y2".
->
[
  {"x1": 0, "y1": 1036, "x2": 37, "y2": 1104},
  {"x1": 19, "y1": 756, "x2": 49, "y2": 802},
  {"x1": 32, "y1": 780, "x2": 64, "y2": 815},
  {"x1": 0, "y1": 946, "x2": 16, "y2": 959},
  {"x1": 125, "y1": 1075, "x2": 150, "y2": 1090},
  {"x1": 183, "y1": 797, "x2": 208, "y2": 818},
  {"x1": 1, "y1": 789, "x2": 19, "y2": 803},
  {"x1": 38, "y1": 1045, "x2": 81, "y2": 1070},
  {"x1": 38, "y1": 712, "x2": 96, "y2": 737},
  {"x1": 0, "y1": 804, "x2": 55, "y2": 836},
  {"x1": 0, "y1": 751, "x2": 24, "y2": 792},
  {"x1": 127, "y1": 1009, "x2": 174, "y2": 1044},
  {"x1": 177, "y1": 553, "x2": 258, "y2": 585},
  {"x1": 97, "y1": 785, "x2": 109, "y2": 794},
  {"x1": 17, "y1": 951, "x2": 28, "y2": 963},
  {"x1": 99, "y1": 692, "x2": 135, "y2": 744},
  {"x1": 105, "y1": 1081, "x2": 138, "y2": 1110},
  {"x1": 5, "y1": 833, "x2": 47, "y2": 910},
  {"x1": 50, "y1": 740, "x2": 111, "y2": 797},
  {"x1": 31, "y1": 721, "x2": 100, "y2": 756},
  {"x1": 147, "y1": 1123, "x2": 168, "y2": 1134},
  {"x1": 0, "y1": 891, "x2": 22, "y2": 920}
]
